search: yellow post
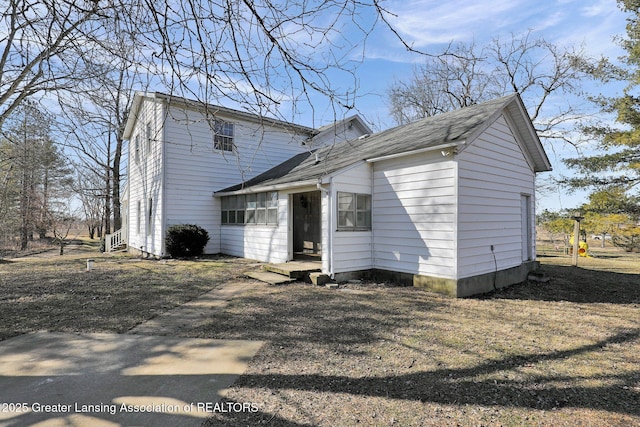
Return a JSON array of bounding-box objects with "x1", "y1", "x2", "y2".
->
[{"x1": 571, "y1": 211, "x2": 584, "y2": 266}]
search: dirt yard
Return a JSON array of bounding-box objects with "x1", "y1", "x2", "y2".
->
[{"x1": 0, "y1": 239, "x2": 638, "y2": 426}]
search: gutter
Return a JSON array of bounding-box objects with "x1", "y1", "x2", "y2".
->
[
  {"x1": 214, "y1": 179, "x2": 319, "y2": 197},
  {"x1": 365, "y1": 142, "x2": 461, "y2": 163}
]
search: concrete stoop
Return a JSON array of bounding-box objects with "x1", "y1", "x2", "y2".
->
[
  {"x1": 248, "y1": 261, "x2": 336, "y2": 286},
  {"x1": 246, "y1": 271, "x2": 297, "y2": 285}
]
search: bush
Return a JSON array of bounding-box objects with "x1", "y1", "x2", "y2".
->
[{"x1": 165, "y1": 224, "x2": 210, "y2": 258}]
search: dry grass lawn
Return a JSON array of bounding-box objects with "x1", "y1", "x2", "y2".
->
[{"x1": 1, "y1": 239, "x2": 638, "y2": 426}]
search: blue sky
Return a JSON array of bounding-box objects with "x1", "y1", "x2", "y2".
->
[{"x1": 299, "y1": 0, "x2": 629, "y2": 212}]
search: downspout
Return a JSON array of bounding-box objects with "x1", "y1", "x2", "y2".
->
[
  {"x1": 370, "y1": 162, "x2": 375, "y2": 271},
  {"x1": 317, "y1": 180, "x2": 333, "y2": 278},
  {"x1": 160, "y1": 100, "x2": 168, "y2": 257}
]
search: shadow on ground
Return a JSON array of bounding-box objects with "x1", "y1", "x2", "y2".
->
[
  {"x1": 206, "y1": 329, "x2": 640, "y2": 426},
  {"x1": 482, "y1": 264, "x2": 640, "y2": 304}
]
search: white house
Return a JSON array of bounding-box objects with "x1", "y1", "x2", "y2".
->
[{"x1": 120, "y1": 92, "x2": 551, "y2": 297}]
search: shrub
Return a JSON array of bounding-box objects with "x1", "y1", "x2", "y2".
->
[{"x1": 165, "y1": 224, "x2": 210, "y2": 258}]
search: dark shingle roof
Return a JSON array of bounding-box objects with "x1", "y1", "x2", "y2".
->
[{"x1": 218, "y1": 94, "x2": 548, "y2": 193}]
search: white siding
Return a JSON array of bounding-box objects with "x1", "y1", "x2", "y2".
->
[
  {"x1": 330, "y1": 162, "x2": 373, "y2": 273},
  {"x1": 311, "y1": 122, "x2": 369, "y2": 148},
  {"x1": 457, "y1": 115, "x2": 535, "y2": 279},
  {"x1": 126, "y1": 98, "x2": 165, "y2": 255},
  {"x1": 220, "y1": 191, "x2": 289, "y2": 263},
  {"x1": 372, "y1": 152, "x2": 457, "y2": 279},
  {"x1": 162, "y1": 104, "x2": 310, "y2": 255}
]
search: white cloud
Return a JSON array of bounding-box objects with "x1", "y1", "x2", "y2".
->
[{"x1": 381, "y1": 0, "x2": 534, "y2": 47}]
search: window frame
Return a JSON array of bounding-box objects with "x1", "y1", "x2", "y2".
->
[
  {"x1": 134, "y1": 134, "x2": 140, "y2": 163},
  {"x1": 146, "y1": 121, "x2": 152, "y2": 152},
  {"x1": 146, "y1": 197, "x2": 153, "y2": 235},
  {"x1": 337, "y1": 191, "x2": 371, "y2": 231},
  {"x1": 221, "y1": 191, "x2": 278, "y2": 226},
  {"x1": 213, "y1": 120, "x2": 235, "y2": 152}
]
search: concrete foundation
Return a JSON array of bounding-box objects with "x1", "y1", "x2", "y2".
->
[{"x1": 371, "y1": 261, "x2": 539, "y2": 297}]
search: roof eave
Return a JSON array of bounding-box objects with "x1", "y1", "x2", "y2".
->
[
  {"x1": 214, "y1": 179, "x2": 319, "y2": 196},
  {"x1": 365, "y1": 142, "x2": 461, "y2": 163},
  {"x1": 507, "y1": 95, "x2": 553, "y2": 173},
  {"x1": 122, "y1": 92, "x2": 317, "y2": 140}
]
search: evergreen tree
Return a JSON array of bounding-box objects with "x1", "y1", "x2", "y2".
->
[
  {"x1": 0, "y1": 102, "x2": 72, "y2": 249},
  {"x1": 564, "y1": 0, "x2": 640, "y2": 197}
]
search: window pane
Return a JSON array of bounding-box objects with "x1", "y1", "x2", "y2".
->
[
  {"x1": 257, "y1": 192, "x2": 266, "y2": 208},
  {"x1": 228, "y1": 211, "x2": 236, "y2": 224},
  {"x1": 256, "y1": 208, "x2": 266, "y2": 224},
  {"x1": 357, "y1": 194, "x2": 371, "y2": 211},
  {"x1": 267, "y1": 208, "x2": 277, "y2": 224},
  {"x1": 221, "y1": 211, "x2": 228, "y2": 224},
  {"x1": 338, "y1": 192, "x2": 354, "y2": 211},
  {"x1": 246, "y1": 193, "x2": 256, "y2": 209},
  {"x1": 246, "y1": 209, "x2": 255, "y2": 224},
  {"x1": 214, "y1": 120, "x2": 234, "y2": 151},
  {"x1": 339, "y1": 211, "x2": 354, "y2": 228},
  {"x1": 236, "y1": 194, "x2": 245, "y2": 209},
  {"x1": 267, "y1": 192, "x2": 278, "y2": 207},
  {"x1": 236, "y1": 210, "x2": 245, "y2": 224},
  {"x1": 356, "y1": 211, "x2": 371, "y2": 228}
]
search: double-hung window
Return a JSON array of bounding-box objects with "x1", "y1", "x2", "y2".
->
[
  {"x1": 338, "y1": 192, "x2": 371, "y2": 230},
  {"x1": 214, "y1": 120, "x2": 234, "y2": 151}
]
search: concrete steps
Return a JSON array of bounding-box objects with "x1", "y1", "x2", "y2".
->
[
  {"x1": 248, "y1": 261, "x2": 333, "y2": 286},
  {"x1": 246, "y1": 271, "x2": 297, "y2": 285}
]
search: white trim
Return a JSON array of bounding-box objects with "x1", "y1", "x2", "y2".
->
[
  {"x1": 123, "y1": 92, "x2": 315, "y2": 140},
  {"x1": 160, "y1": 101, "x2": 167, "y2": 256},
  {"x1": 214, "y1": 179, "x2": 318, "y2": 196},
  {"x1": 366, "y1": 142, "x2": 461, "y2": 163}
]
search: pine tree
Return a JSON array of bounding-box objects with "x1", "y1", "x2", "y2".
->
[{"x1": 564, "y1": 0, "x2": 640, "y2": 191}]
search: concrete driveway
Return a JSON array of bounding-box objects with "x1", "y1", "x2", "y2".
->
[{"x1": 0, "y1": 282, "x2": 264, "y2": 427}]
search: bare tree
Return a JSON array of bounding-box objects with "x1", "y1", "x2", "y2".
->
[
  {"x1": 50, "y1": 209, "x2": 80, "y2": 256},
  {"x1": 388, "y1": 32, "x2": 596, "y2": 148},
  {"x1": 59, "y1": 63, "x2": 140, "y2": 234},
  {"x1": 1, "y1": 0, "x2": 430, "y2": 239},
  {"x1": 0, "y1": 0, "x2": 115, "y2": 126},
  {"x1": 74, "y1": 167, "x2": 105, "y2": 239}
]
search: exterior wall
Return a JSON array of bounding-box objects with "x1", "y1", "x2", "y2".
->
[
  {"x1": 126, "y1": 98, "x2": 165, "y2": 256},
  {"x1": 311, "y1": 120, "x2": 369, "y2": 148},
  {"x1": 323, "y1": 162, "x2": 374, "y2": 274},
  {"x1": 372, "y1": 151, "x2": 457, "y2": 279},
  {"x1": 220, "y1": 191, "x2": 290, "y2": 263},
  {"x1": 161, "y1": 103, "x2": 310, "y2": 255},
  {"x1": 456, "y1": 114, "x2": 536, "y2": 279}
]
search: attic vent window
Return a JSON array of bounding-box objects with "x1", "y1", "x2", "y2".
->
[{"x1": 214, "y1": 120, "x2": 235, "y2": 151}]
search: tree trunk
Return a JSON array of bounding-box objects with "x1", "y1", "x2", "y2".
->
[{"x1": 113, "y1": 134, "x2": 123, "y2": 231}]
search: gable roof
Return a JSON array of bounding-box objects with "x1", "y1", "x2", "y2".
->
[
  {"x1": 217, "y1": 94, "x2": 552, "y2": 194},
  {"x1": 312, "y1": 114, "x2": 372, "y2": 140},
  {"x1": 122, "y1": 92, "x2": 316, "y2": 140}
]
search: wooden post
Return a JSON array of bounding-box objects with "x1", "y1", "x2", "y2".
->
[{"x1": 571, "y1": 211, "x2": 584, "y2": 266}]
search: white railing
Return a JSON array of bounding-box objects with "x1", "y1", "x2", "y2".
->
[{"x1": 105, "y1": 229, "x2": 125, "y2": 252}]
